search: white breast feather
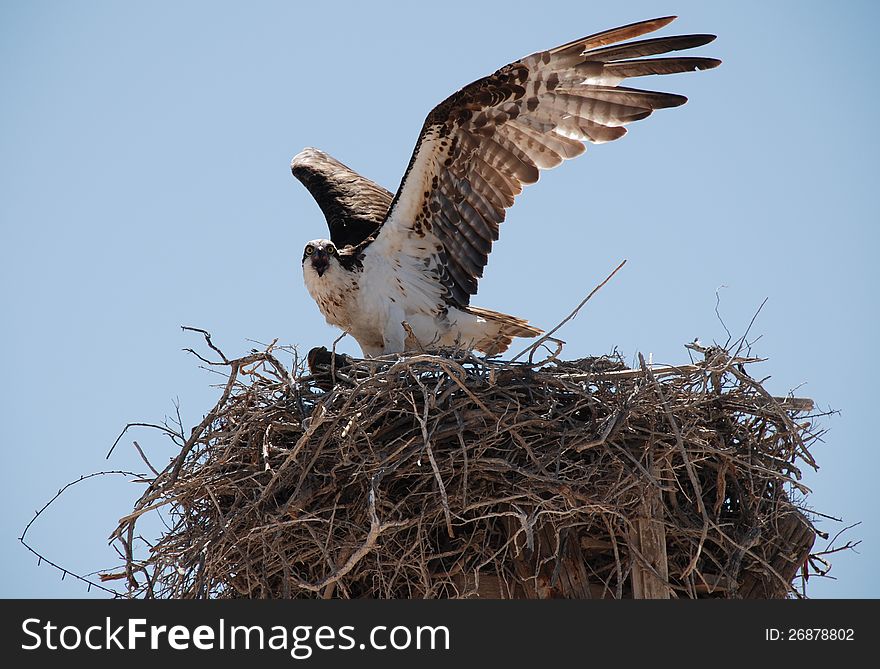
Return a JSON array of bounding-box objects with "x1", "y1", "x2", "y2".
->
[{"x1": 367, "y1": 133, "x2": 448, "y2": 311}]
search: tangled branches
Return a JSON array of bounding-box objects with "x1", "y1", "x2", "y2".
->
[{"x1": 106, "y1": 338, "x2": 826, "y2": 599}]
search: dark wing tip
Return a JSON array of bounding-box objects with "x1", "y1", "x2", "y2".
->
[{"x1": 690, "y1": 34, "x2": 718, "y2": 48}]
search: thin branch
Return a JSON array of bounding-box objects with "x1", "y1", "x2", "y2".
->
[
  {"x1": 181, "y1": 325, "x2": 229, "y2": 364},
  {"x1": 511, "y1": 258, "x2": 627, "y2": 364},
  {"x1": 20, "y1": 471, "x2": 141, "y2": 597}
]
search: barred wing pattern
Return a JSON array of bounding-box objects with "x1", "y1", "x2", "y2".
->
[{"x1": 374, "y1": 16, "x2": 719, "y2": 307}]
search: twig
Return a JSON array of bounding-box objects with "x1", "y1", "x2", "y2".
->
[
  {"x1": 181, "y1": 326, "x2": 229, "y2": 364},
  {"x1": 20, "y1": 471, "x2": 141, "y2": 597},
  {"x1": 510, "y1": 259, "x2": 626, "y2": 363}
]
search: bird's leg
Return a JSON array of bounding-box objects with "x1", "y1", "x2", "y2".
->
[
  {"x1": 402, "y1": 321, "x2": 425, "y2": 353},
  {"x1": 382, "y1": 306, "x2": 407, "y2": 355}
]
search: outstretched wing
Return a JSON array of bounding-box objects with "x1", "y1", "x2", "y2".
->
[
  {"x1": 371, "y1": 16, "x2": 719, "y2": 307},
  {"x1": 291, "y1": 147, "x2": 393, "y2": 248}
]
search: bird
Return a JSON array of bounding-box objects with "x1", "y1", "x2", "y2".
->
[{"x1": 291, "y1": 16, "x2": 719, "y2": 357}]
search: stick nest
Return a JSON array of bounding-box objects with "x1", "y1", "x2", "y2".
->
[{"x1": 109, "y1": 340, "x2": 825, "y2": 599}]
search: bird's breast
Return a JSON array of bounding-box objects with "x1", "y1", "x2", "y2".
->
[{"x1": 303, "y1": 265, "x2": 359, "y2": 329}]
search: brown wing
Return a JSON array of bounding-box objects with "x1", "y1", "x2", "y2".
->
[
  {"x1": 374, "y1": 16, "x2": 719, "y2": 307},
  {"x1": 291, "y1": 147, "x2": 393, "y2": 248}
]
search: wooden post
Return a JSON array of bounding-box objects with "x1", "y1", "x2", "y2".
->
[{"x1": 629, "y1": 453, "x2": 670, "y2": 599}]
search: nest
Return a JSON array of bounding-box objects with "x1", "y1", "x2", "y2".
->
[{"x1": 108, "y1": 338, "x2": 825, "y2": 599}]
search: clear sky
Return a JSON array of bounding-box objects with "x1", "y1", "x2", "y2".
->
[{"x1": 2, "y1": 1, "x2": 877, "y2": 598}]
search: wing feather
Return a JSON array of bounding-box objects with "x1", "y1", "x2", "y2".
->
[
  {"x1": 552, "y1": 85, "x2": 688, "y2": 110},
  {"x1": 549, "y1": 16, "x2": 678, "y2": 57},
  {"x1": 368, "y1": 16, "x2": 719, "y2": 306},
  {"x1": 481, "y1": 134, "x2": 541, "y2": 184},
  {"x1": 453, "y1": 198, "x2": 493, "y2": 254},
  {"x1": 581, "y1": 34, "x2": 717, "y2": 62},
  {"x1": 471, "y1": 155, "x2": 520, "y2": 207},
  {"x1": 456, "y1": 176, "x2": 503, "y2": 234},
  {"x1": 603, "y1": 57, "x2": 722, "y2": 79},
  {"x1": 467, "y1": 163, "x2": 514, "y2": 218}
]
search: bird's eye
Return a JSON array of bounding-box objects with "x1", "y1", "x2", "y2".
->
[
  {"x1": 327, "y1": 246, "x2": 336, "y2": 255},
  {"x1": 305, "y1": 245, "x2": 315, "y2": 255}
]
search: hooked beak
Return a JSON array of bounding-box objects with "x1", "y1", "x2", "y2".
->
[{"x1": 311, "y1": 250, "x2": 330, "y2": 277}]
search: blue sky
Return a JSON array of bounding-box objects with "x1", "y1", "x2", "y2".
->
[{"x1": 1, "y1": 1, "x2": 877, "y2": 598}]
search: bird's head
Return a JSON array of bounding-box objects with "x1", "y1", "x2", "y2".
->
[{"x1": 302, "y1": 239, "x2": 338, "y2": 278}]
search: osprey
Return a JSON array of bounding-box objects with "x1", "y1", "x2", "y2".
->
[{"x1": 291, "y1": 16, "x2": 718, "y2": 357}]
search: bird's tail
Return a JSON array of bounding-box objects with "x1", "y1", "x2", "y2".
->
[{"x1": 464, "y1": 306, "x2": 543, "y2": 356}]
